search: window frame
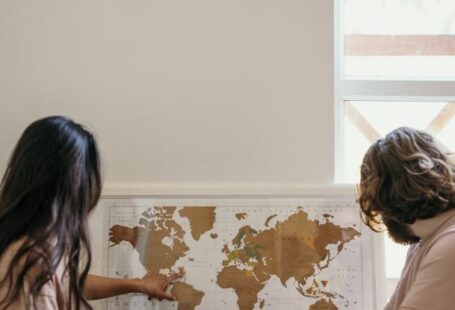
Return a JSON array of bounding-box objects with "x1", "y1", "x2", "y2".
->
[
  {"x1": 334, "y1": 0, "x2": 455, "y2": 183},
  {"x1": 334, "y1": 1, "x2": 455, "y2": 303}
]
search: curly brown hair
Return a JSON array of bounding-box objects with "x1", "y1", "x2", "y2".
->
[{"x1": 358, "y1": 127, "x2": 455, "y2": 240}]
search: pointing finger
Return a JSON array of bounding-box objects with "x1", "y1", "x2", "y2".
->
[
  {"x1": 167, "y1": 270, "x2": 185, "y2": 282},
  {"x1": 154, "y1": 290, "x2": 177, "y2": 301}
]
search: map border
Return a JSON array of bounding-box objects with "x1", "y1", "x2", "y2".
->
[{"x1": 88, "y1": 196, "x2": 386, "y2": 310}]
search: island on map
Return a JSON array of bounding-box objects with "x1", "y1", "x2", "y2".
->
[
  {"x1": 264, "y1": 214, "x2": 277, "y2": 227},
  {"x1": 235, "y1": 212, "x2": 248, "y2": 220},
  {"x1": 179, "y1": 207, "x2": 216, "y2": 241}
]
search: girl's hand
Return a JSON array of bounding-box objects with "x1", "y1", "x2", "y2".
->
[{"x1": 135, "y1": 268, "x2": 185, "y2": 301}]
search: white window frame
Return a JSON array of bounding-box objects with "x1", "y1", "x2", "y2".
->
[{"x1": 333, "y1": 0, "x2": 455, "y2": 183}]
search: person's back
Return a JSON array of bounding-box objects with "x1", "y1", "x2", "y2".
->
[
  {"x1": 0, "y1": 238, "x2": 67, "y2": 309},
  {"x1": 0, "y1": 116, "x2": 100, "y2": 309},
  {"x1": 0, "y1": 116, "x2": 184, "y2": 309}
]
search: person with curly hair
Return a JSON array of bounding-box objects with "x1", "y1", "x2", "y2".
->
[{"x1": 358, "y1": 127, "x2": 455, "y2": 310}]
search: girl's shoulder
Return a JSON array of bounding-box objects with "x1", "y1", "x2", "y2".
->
[{"x1": 0, "y1": 237, "x2": 67, "y2": 309}]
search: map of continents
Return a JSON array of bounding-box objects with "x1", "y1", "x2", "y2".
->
[{"x1": 109, "y1": 206, "x2": 360, "y2": 310}]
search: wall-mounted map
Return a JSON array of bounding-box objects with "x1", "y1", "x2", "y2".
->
[{"x1": 98, "y1": 198, "x2": 375, "y2": 310}]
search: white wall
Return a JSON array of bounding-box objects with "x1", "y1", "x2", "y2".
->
[{"x1": 0, "y1": 0, "x2": 334, "y2": 194}]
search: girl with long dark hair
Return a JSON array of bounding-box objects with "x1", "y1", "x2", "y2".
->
[{"x1": 0, "y1": 116, "x2": 183, "y2": 309}]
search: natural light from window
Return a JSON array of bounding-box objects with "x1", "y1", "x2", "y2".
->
[
  {"x1": 344, "y1": 0, "x2": 455, "y2": 79},
  {"x1": 339, "y1": 0, "x2": 455, "y2": 301}
]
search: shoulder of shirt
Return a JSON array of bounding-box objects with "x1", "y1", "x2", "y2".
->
[
  {"x1": 422, "y1": 226, "x2": 455, "y2": 262},
  {"x1": 1, "y1": 237, "x2": 64, "y2": 286}
]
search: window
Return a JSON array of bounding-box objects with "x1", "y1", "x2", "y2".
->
[
  {"x1": 335, "y1": 0, "x2": 455, "y2": 301},
  {"x1": 343, "y1": 0, "x2": 455, "y2": 79},
  {"x1": 343, "y1": 101, "x2": 455, "y2": 183}
]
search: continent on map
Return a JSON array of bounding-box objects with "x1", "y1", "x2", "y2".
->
[
  {"x1": 235, "y1": 213, "x2": 248, "y2": 220},
  {"x1": 178, "y1": 207, "x2": 216, "y2": 241},
  {"x1": 309, "y1": 299, "x2": 338, "y2": 310},
  {"x1": 109, "y1": 206, "x2": 189, "y2": 273},
  {"x1": 170, "y1": 282, "x2": 204, "y2": 310},
  {"x1": 217, "y1": 266, "x2": 266, "y2": 310},
  {"x1": 217, "y1": 209, "x2": 360, "y2": 310}
]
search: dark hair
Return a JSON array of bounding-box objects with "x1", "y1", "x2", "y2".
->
[
  {"x1": 0, "y1": 116, "x2": 102, "y2": 309},
  {"x1": 358, "y1": 127, "x2": 455, "y2": 235}
]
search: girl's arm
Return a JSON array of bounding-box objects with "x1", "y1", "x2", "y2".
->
[{"x1": 84, "y1": 269, "x2": 184, "y2": 301}]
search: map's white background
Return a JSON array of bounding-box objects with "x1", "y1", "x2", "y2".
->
[{"x1": 89, "y1": 197, "x2": 381, "y2": 310}]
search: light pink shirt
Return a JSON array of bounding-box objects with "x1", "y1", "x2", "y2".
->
[
  {"x1": 385, "y1": 209, "x2": 455, "y2": 310},
  {"x1": 0, "y1": 238, "x2": 67, "y2": 309}
]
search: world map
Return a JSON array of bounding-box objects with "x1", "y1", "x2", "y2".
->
[{"x1": 102, "y1": 198, "x2": 373, "y2": 310}]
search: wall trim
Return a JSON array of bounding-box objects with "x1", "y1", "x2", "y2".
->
[{"x1": 101, "y1": 183, "x2": 357, "y2": 197}]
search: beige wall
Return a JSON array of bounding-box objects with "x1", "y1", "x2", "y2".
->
[{"x1": 0, "y1": 0, "x2": 334, "y2": 194}]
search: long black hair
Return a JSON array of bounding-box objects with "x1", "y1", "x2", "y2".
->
[{"x1": 0, "y1": 116, "x2": 102, "y2": 309}]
